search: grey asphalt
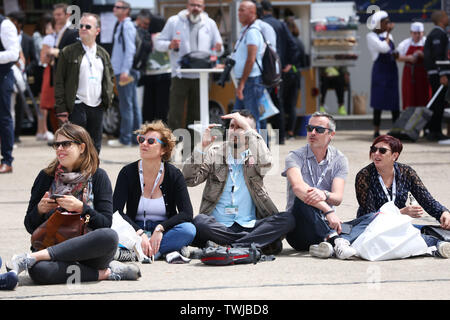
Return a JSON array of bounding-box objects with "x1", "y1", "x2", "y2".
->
[{"x1": 1, "y1": 130, "x2": 450, "y2": 301}]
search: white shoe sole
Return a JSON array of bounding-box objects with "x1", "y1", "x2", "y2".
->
[
  {"x1": 438, "y1": 242, "x2": 450, "y2": 259},
  {"x1": 309, "y1": 242, "x2": 333, "y2": 259}
]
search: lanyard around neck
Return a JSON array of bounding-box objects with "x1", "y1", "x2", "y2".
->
[
  {"x1": 139, "y1": 160, "x2": 164, "y2": 197},
  {"x1": 307, "y1": 147, "x2": 332, "y2": 188},
  {"x1": 378, "y1": 172, "x2": 396, "y2": 203}
]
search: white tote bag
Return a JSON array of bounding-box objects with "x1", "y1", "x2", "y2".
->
[
  {"x1": 111, "y1": 211, "x2": 148, "y2": 262},
  {"x1": 351, "y1": 202, "x2": 428, "y2": 261}
]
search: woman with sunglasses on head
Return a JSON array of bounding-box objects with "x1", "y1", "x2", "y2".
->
[
  {"x1": 355, "y1": 134, "x2": 450, "y2": 258},
  {"x1": 113, "y1": 121, "x2": 196, "y2": 261},
  {"x1": 6, "y1": 123, "x2": 141, "y2": 284}
]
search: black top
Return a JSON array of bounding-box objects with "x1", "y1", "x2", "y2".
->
[
  {"x1": 24, "y1": 168, "x2": 113, "y2": 234},
  {"x1": 113, "y1": 161, "x2": 193, "y2": 232},
  {"x1": 261, "y1": 14, "x2": 299, "y2": 68},
  {"x1": 355, "y1": 162, "x2": 448, "y2": 220},
  {"x1": 424, "y1": 26, "x2": 449, "y2": 75}
]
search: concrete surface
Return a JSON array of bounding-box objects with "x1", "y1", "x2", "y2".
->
[{"x1": 1, "y1": 130, "x2": 450, "y2": 302}]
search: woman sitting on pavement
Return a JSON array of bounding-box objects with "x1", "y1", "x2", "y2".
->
[
  {"x1": 6, "y1": 123, "x2": 141, "y2": 284},
  {"x1": 354, "y1": 134, "x2": 450, "y2": 258},
  {"x1": 113, "y1": 121, "x2": 196, "y2": 260}
]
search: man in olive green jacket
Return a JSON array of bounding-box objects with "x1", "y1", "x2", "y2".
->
[
  {"x1": 182, "y1": 111, "x2": 295, "y2": 255},
  {"x1": 55, "y1": 13, "x2": 114, "y2": 153}
]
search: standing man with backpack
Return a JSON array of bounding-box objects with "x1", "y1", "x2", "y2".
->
[
  {"x1": 108, "y1": 0, "x2": 142, "y2": 148},
  {"x1": 0, "y1": 14, "x2": 20, "y2": 174},
  {"x1": 232, "y1": 1, "x2": 266, "y2": 130}
]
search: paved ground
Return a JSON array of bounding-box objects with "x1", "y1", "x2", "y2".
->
[{"x1": 1, "y1": 129, "x2": 450, "y2": 302}]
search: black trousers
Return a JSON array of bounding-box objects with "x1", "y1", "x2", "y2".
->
[
  {"x1": 141, "y1": 73, "x2": 171, "y2": 124},
  {"x1": 320, "y1": 76, "x2": 345, "y2": 105},
  {"x1": 426, "y1": 74, "x2": 448, "y2": 134},
  {"x1": 267, "y1": 86, "x2": 286, "y2": 144},
  {"x1": 191, "y1": 212, "x2": 295, "y2": 249},
  {"x1": 28, "y1": 228, "x2": 118, "y2": 285},
  {"x1": 69, "y1": 102, "x2": 104, "y2": 154},
  {"x1": 373, "y1": 109, "x2": 400, "y2": 127},
  {"x1": 281, "y1": 72, "x2": 301, "y2": 134}
]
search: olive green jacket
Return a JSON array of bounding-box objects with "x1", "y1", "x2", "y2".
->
[
  {"x1": 182, "y1": 130, "x2": 278, "y2": 219},
  {"x1": 54, "y1": 41, "x2": 114, "y2": 115}
]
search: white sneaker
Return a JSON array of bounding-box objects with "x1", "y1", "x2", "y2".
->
[
  {"x1": 44, "y1": 131, "x2": 54, "y2": 142},
  {"x1": 309, "y1": 242, "x2": 334, "y2": 259},
  {"x1": 107, "y1": 139, "x2": 131, "y2": 148},
  {"x1": 438, "y1": 139, "x2": 450, "y2": 145},
  {"x1": 437, "y1": 242, "x2": 450, "y2": 258},
  {"x1": 334, "y1": 238, "x2": 357, "y2": 260},
  {"x1": 36, "y1": 133, "x2": 45, "y2": 141}
]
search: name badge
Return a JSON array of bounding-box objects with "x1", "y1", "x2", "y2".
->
[{"x1": 225, "y1": 205, "x2": 238, "y2": 215}]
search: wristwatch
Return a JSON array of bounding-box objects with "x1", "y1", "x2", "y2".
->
[
  {"x1": 324, "y1": 190, "x2": 330, "y2": 201},
  {"x1": 154, "y1": 225, "x2": 164, "y2": 233}
]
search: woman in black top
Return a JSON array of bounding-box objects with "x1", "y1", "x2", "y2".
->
[
  {"x1": 113, "y1": 121, "x2": 196, "y2": 260},
  {"x1": 6, "y1": 123, "x2": 141, "y2": 284},
  {"x1": 355, "y1": 134, "x2": 450, "y2": 257}
]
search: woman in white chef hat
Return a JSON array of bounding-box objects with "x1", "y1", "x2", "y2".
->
[
  {"x1": 397, "y1": 22, "x2": 430, "y2": 110},
  {"x1": 366, "y1": 11, "x2": 400, "y2": 138}
]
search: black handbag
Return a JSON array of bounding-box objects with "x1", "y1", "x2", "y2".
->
[
  {"x1": 421, "y1": 225, "x2": 450, "y2": 242},
  {"x1": 179, "y1": 51, "x2": 214, "y2": 69}
]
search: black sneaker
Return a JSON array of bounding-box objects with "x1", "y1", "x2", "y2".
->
[
  {"x1": 262, "y1": 239, "x2": 283, "y2": 255},
  {"x1": 114, "y1": 248, "x2": 137, "y2": 262},
  {"x1": 0, "y1": 272, "x2": 19, "y2": 290}
]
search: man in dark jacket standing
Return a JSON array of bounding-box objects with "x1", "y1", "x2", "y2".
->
[
  {"x1": 260, "y1": 0, "x2": 299, "y2": 145},
  {"x1": 423, "y1": 10, "x2": 450, "y2": 141},
  {"x1": 54, "y1": 13, "x2": 114, "y2": 153}
]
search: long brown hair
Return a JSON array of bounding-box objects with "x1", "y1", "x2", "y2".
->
[{"x1": 44, "y1": 123, "x2": 99, "y2": 177}]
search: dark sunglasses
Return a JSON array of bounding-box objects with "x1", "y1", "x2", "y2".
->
[
  {"x1": 306, "y1": 125, "x2": 332, "y2": 134},
  {"x1": 114, "y1": 5, "x2": 128, "y2": 9},
  {"x1": 52, "y1": 140, "x2": 80, "y2": 150},
  {"x1": 137, "y1": 135, "x2": 165, "y2": 146},
  {"x1": 370, "y1": 146, "x2": 391, "y2": 154},
  {"x1": 79, "y1": 24, "x2": 93, "y2": 30}
]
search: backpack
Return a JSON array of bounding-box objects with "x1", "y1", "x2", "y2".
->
[
  {"x1": 252, "y1": 28, "x2": 282, "y2": 88},
  {"x1": 113, "y1": 21, "x2": 152, "y2": 72},
  {"x1": 200, "y1": 243, "x2": 275, "y2": 266}
]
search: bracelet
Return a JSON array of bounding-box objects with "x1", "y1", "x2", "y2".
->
[
  {"x1": 323, "y1": 209, "x2": 335, "y2": 216},
  {"x1": 137, "y1": 230, "x2": 144, "y2": 236}
]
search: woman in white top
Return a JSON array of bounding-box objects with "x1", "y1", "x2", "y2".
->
[
  {"x1": 113, "y1": 121, "x2": 196, "y2": 260},
  {"x1": 366, "y1": 11, "x2": 400, "y2": 138}
]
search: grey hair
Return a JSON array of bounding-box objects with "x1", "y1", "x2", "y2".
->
[{"x1": 311, "y1": 111, "x2": 336, "y2": 132}]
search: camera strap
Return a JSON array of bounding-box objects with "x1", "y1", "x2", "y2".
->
[{"x1": 233, "y1": 21, "x2": 255, "y2": 53}]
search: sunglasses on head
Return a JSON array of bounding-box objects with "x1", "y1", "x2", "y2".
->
[
  {"x1": 370, "y1": 146, "x2": 391, "y2": 154},
  {"x1": 79, "y1": 24, "x2": 93, "y2": 30},
  {"x1": 306, "y1": 125, "x2": 332, "y2": 134},
  {"x1": 52, "y1": 140, "x2": 80, "y2": 150},
  {"x1": 137, "y1": 135, "x2": 165, "y2": 146}
]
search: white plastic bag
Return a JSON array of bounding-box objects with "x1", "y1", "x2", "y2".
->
[
  {"x1": 351, "y1": 202, "x2": 428, "y2": 261},
  {"x1": 111, "y1": 211, "x2": 148, "y2": 262}
]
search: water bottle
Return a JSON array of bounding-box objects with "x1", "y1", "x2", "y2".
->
[
  {"x1": 173, "y1": 31, "x2": 181, "y2": 52},
  {"x1": 408, "y1": 192, "x2": 418, "y2": 206},
  {"x1": 210, "y1": 48, "x2": 218, "y2": 67}
]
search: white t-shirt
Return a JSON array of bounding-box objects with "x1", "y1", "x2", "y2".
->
[
  {"x1": 76, "y1": 43, "x2": 104, "y2": 107},
  {"x1": 366, "y1": 31, "x2": 394, "y2": 62},
  {"x1": 397, "y1": 37, "x2": 426, "y2": 57}
]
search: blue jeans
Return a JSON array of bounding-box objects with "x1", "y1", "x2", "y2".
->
[
  {"x1": 233, "y1": 76, "x2": 264, "y2": 130},
  {"x1": 0, "y1": 70, "x2": 15, "y2": 166},
  {"x1": 286, "y1": 198, "x2": 378, "y2": 251},
  {"x1": 116, "y1": 69, "x2": 142, "y2": 145},
  {"x1": 136, "y1": 220, "x2": 196, "y2": 259}
]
